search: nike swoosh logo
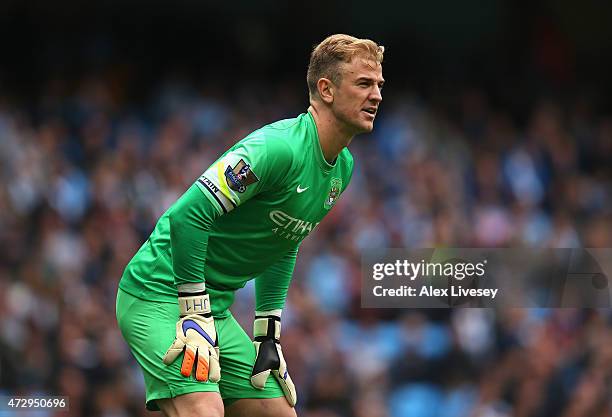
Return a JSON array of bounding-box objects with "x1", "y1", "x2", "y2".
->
[
  {"x1": 182, "y1": 319, "x2": 216, "y2": 346},
  {"x1": 296, "y1": 185, "x2": 308, "y2": 193}
]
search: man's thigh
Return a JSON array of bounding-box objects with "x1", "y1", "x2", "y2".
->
[
  {"x1": 225, "y1": 398, "x2": 297, "y2": 417},
  {"x1": 157, "y1": 392, "x2": 224, "y2": 417}
]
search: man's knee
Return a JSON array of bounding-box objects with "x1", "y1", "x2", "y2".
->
[
  {"x1": 263, "y1": 401, "x2": 297, "y2": 417},
  {"x1": 273, "y1": 404, "x2": 297, "y2": 417},
  {"x1": 175, "y1": 406, "x2": 224, "y2": 417},
  {"x1": 225, "y1": 397, "x2": 297, "y2": 417},
  {"x1": 174, "y1": 410, "x2": 223, "y2": 417},
  {"x1": 157, "y1": 392, "x2": 224, "y2": 417}
]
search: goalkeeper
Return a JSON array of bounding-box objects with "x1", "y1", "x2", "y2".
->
[{"x1": 116, "y1": 34, "x2": 384, "y2": 417}]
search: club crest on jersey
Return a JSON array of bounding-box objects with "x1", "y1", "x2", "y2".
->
[
  {"x1": 324, "y1": 178, "x2": 342, "y2": 209},
  {"x1": 225, "y1": 159, "x2": 259, "y2": 193}
]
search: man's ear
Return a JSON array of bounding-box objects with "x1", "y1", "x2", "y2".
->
[{"x1": 317, "y1": 78, "x2": 334, "y2": 104}]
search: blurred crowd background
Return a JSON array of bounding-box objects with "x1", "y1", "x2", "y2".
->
[{"x1": 1, "y1": 1, "x2": 612, "y2": 416}]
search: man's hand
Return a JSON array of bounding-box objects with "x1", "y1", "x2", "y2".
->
[
  {"x1": 162, "y1": 289, "x2": 220, "y2": 382},
  {"x1": 250, "y1": 315, "x2": 297, "y2": 406}
]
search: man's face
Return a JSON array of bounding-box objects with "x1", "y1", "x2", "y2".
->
[{"x1": 330, "y1": 56, "x2": 384, "y2": 135}]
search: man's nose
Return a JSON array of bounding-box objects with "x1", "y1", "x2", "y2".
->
[{"x1": 370, "y1": 86, "x2": 382, "y2": 102}]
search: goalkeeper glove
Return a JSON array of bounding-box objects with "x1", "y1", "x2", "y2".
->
[
  {"x1": 162, "y1": 284, "x2": 220, "y2": 382},
  {"x1": 250, "y1": 314, "x2": 297, "y2": 406}
]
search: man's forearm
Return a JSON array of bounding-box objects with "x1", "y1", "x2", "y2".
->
[
  {"x1": 169, "y1": 184, "x2": 220, "y2": 286},
  {"x1": 255, "y1": 247, "x2": 298, "y2": 312}
]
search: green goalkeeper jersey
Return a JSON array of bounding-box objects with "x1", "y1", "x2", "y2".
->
[{"x1": 119, "y1": 112, "x2": 353, "y2": 316}]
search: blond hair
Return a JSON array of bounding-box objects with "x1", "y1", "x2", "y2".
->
[{"x1": 307, "y1": 34, "x2": 384, "y2": 100}]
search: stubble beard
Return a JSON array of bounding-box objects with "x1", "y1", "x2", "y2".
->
[{"x1": 334, "y1": 108, "x2": 372, "y2": 137}]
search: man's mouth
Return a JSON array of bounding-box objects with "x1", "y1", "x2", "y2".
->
[{"x1": 362, "y1": 108, "x2": 377, "y2": 116}]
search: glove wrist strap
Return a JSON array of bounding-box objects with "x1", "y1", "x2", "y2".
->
[
  {"x1": 253, "y1": 316, "x2": 281, "y2": 342},
  {"x1": 178, "y1": 292, "x2": 211, "y2": 317}
]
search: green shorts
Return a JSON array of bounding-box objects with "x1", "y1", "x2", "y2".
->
[{"x1": 115, "y1": 288, "x2": 285, "y2": 410}]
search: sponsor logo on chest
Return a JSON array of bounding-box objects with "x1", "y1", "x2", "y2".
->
[
  {"x1": 269, "y1": 177, "x2": 343, "y2": 241},
  {"x1": 269, "y1": 210, "x2": 321, "y2": 242}
]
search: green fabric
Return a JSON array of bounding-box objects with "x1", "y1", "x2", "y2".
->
[
  {"x1": 170, "y1": 186, "x2": 218, "y2": 287},
  {"x1": 116, "y1": 288, "x2": 285, "y2": 411},
  {"x1": 255, "y1": 247, "x2": 298, "y2": 312},
  {"x1": 119, "y1": 111, "x2": 354, "y2": 315}
]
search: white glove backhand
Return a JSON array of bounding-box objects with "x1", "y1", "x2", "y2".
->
[
  {"x1": 162, "y1": 291, "x2": 220, "y2": 382},
  {"x1": 250, "y1": 315, "x2": 297, "y2": 406}
]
